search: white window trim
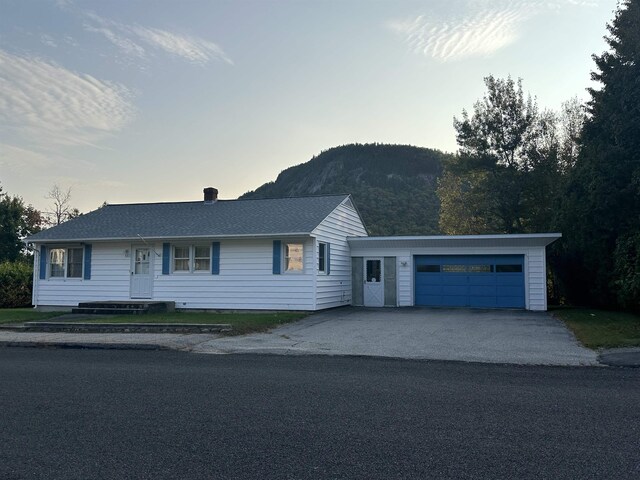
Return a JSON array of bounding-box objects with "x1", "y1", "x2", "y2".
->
[
  {"x1": 171, "y1": 244, "x2": 211, "y2": 274},
  {"x1": 283, "y1": 242, "x2": 304, "y2": 274},
  {"x1": 48, "y1": 246, "x2": 83, "y2": 280}
]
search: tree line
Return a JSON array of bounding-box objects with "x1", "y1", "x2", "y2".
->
[
  {"x1": 0, "y1": 184, "x2": 81, "y2": 307},
  {"x1": 439, "y1": 0, "x2": 639, "y2": 312}
]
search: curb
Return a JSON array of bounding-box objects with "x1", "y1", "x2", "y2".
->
[
  {"x1": 0, "y1": 341, "x2": 172, "y2": 351},
  {"x1": 597, "y1": 349, "x2": 640, "y2": 368},
  {"x1": 1, "y1": 322, "x2": 232, "y2": 334}
]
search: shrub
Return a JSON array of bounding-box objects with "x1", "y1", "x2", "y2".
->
[
  {"x1": 0, "y1": 260, "x2": 33, "y2": 308},
  {"x1": 613, "y1": 232, "x2": 640, "y2": 313}
]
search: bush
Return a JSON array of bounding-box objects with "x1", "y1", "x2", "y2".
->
[
  {"x1": 0, "y1": 261, "x2": 33, "y2": 308},
  {"x1": 613, "y1": 232, "x2": 640, "y2": 313}
]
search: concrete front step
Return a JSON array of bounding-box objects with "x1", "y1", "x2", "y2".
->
[
  {"x1": 5, "y1": 322, "x2": 232, "y2": 334},
  {"x1": 72, "y1": 307, "x2": 149, "y2": 315},
  {"x1": 72, "y1": 301, "x2": 175, "y2": 315}
]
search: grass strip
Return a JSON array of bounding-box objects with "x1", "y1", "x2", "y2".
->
[
  {"x1": 0, "y1": 308, "x2": 68, "y2": 325},
  {"x1": 552, "y1": 307, "x2": 640, "y2": 349}
]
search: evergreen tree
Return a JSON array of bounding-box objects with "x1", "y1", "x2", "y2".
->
[{"x1": 557, "y1": 0, "x2": 640, "y2": 309}]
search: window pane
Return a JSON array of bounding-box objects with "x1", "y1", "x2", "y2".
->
[
  {"x1": 193, "y1": 246, "x2": 210, "y2": 271},
  {"x1": 67, "y1": 248, "x2": 83, "y2": 278},
  {"x1": 468, "y1": 265, "x2": 492, "y2": 273},
  {"x1": 285, "y1": 243, "x2": 303, "y2": 271},
  {"x1": 496, "y1": 264, "x2": 522, "y2": 273},
  {"x1": 174, "y1": 259, "x2": 189, "y2": 271},
  {"x1": 442, "y1": 265, "x2": 467, "y2": 273},
  {"x1": 50, "y1": 249, "x2": 65, "y2": 277},
  {"x1": 195, "y1": 259, "x2": 210, "y2": 271},
  {"x1": 318, "y1": 243, "x2": 326, "y2": 272},
  {"x1": 134, "y1": 248, "x2": 150, "y2": 274},
  {"x1": 173, "y1": 246, "x2": 189, "y2": 271},
  {"x1": 417, "y1": 264, "x2": 440, "y2": 273},
  {"x1": 366, "y1": 260, "x2": 381, "y2": 282}
]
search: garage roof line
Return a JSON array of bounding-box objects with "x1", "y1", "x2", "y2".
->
[{"x1": 347, "y1": 233, "x2": 562, "y2": 249}]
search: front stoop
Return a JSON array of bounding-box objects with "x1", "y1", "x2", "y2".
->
[{"x1": 71, "y1": 301, "x2": 175, "y2": 315}]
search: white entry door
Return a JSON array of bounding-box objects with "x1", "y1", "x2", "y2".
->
[
  {"x1": 363, "y1": 258, "x2": 384, "y2": 307},
  {"x1": 130, "y1": 247, "x2": 152, "y2": 299}
]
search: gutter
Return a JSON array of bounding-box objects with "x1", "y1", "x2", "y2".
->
[{"x1": 24, "y1": 232, "x2": 314, "y2": 244}]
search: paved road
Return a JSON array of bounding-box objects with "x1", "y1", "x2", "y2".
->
[{"x1": 1, "y1": 348, "x2": 638, "y2": 480}]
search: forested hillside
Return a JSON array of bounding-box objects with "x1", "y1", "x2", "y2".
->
[{"x1": 241, "y1": 144, "x2": 451, "y2": 235}]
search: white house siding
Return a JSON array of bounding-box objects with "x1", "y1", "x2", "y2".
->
[
  {"x1": 35, "y1": 242, "x2": 131, "y2": 307},
  {"x1": 526, "y1": 247, "x2": 547, "y2": 311},
  {"x1": 312, "y1": 201, "x2": 368, "y2": 309},
  {"x1": 153, "y1": 237, "x2": 316, "y2": 310},
  {"x1": 397, "y1": 255, "x2": 412, "y2": 307},
  {"x1": 348, "y1": 246, "x2": 549, "y2": 311}
]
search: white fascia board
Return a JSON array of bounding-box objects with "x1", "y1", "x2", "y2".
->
[
  {"x1": 26, "y1": 233, "x2": 313, "y2": 244},
  {"x1": 347, "y1": 233, "x2": 562, "y2": 249}
]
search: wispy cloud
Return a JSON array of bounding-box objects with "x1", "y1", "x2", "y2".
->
[
  {"x1": 83, "y1": 23, "x2": 146, "y2": 58},
  {"x1": 40, "y1": 34, "x2": 58, "y2": 48},
  {"x1": 388, "y1": 0, "x2": 598, "y2": 62},
  {"x1": 0, "y1": 143, "x2": 54, "y2": 169},
  {"x1": 131, "y1": 25, "x2": 233, "y2": 65},
  {"x1": 83, "y1": 12, "x2": 232, "y2": 66},
  {"x1": 0, "y1": 49, "x2": 135, "y2": 147}
]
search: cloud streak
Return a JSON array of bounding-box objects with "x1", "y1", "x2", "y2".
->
[
  {"x1": 0, "y1": 49, "x2": 135, "y2": 147},
  {"x1": 83, "y1": 12, "x2": 232, "y2": 66},
  {"x1": 389, "y1": 0, "x2": 598, "y2": 62}
]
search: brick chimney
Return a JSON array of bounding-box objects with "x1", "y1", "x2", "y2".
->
[{"x1": 203, "y1": 187, "x2": 218, "y2": 203}]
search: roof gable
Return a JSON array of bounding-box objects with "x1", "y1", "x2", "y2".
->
[{"x1": 27, "y1": 195, "x2": 351, "y2": 242}]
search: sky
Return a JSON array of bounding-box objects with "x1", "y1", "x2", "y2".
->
[{"x1": 0, "y1": 0, "x2": 618, "y2": 213}]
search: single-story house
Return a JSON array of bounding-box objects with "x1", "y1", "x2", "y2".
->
[{"x1": 26, "y1": 188, "x2": 560, "y2": 311}]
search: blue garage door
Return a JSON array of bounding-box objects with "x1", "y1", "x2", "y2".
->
[{"x1": 415, "y1": 255, "x2": 525, "y2": 308}]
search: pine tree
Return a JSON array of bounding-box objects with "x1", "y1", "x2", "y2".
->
[{"x1": 558, "y1": 0, "x2": 640, "y2": 309}]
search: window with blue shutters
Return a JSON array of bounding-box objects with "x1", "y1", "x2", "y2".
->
[{"x1": 41, "y1": 246, "x2": 84, "y2": 279}]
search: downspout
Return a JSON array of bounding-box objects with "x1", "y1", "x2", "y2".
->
[
  {"x1": 31, "y1": 244, "x2": 39, "y2": 308},
  {"x1": 312, "y1": 237, "x2": 318, "y2": 311}
]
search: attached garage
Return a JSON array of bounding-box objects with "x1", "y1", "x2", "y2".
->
[
  {"x1": 414, "y1": 255, "x2": 525, "y2": 308},
  {"x1": 348, "y1": 234, "x2": 561, "y2": 311}
]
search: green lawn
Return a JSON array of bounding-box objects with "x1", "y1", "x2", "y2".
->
[
  {"x1": 0, "y1": 308, "x2": 69, "y2": 325},
  {"x1": 83, "y1": 311, "x2": 308, "y2": 335},
  {"x1": 0, "y1": 308, "x2": 307, "y2": 334},
  {"x1": 552, "y1": 307, "x2": 640, "y2": 349}
]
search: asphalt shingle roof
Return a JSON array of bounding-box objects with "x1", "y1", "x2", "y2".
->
[{"x1": 26, "y1": 195, "x2": 351, "y2": 242}]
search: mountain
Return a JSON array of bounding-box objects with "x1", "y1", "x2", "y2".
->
[{"x1": 241, "y1": 143, "x2": 451, "y2": 235}]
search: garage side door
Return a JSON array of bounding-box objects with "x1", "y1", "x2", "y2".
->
[{"x1": 414, "y1": 255, "x2": 525, "y2": 308}]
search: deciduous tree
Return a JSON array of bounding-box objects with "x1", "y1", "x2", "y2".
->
[
  {"x1": 0, "y1": 184, "x2": 43, "y2": 262},
  {"x1": 438, "y1": 75, "x2": 566, "y2": 235}
]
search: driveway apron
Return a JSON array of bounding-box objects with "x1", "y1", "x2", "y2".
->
[{"x1": 194, "y1": 307, "x2": 599, "y2": 366}]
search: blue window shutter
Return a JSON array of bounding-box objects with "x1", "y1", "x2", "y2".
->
[
  {"x1": 39, "y1": 245, "x2": 47, "y2": 280},
  {"x1": 83, "y1": 244, "x2": 92, "y2": 280},
  {"x1": 326, "y1": 243, "x2": 331, "y2": 275},
  {"x1": 211, "y1": 242, "x2": 220, "y2": 275},
  {"x1": 273, "y1": 240, "x2": 281, "y2": 274},
  {"x1": 162, "y1": 243, "x2": 170, "y2": 275}
]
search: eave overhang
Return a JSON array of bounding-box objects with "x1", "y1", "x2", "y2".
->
[{"x1": 347, "y1": 233, "x2": 562, "y2": 250}]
